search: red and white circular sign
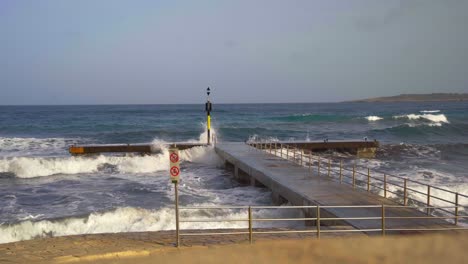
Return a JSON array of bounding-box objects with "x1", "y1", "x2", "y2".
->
[
  {"x1": 170, "y1": 153, "x2": 179, "y2": 163},
  {"x1": 170, "y1": 166, "x2": 180, "y2": 177}
]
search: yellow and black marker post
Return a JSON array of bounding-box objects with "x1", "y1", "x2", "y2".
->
[{"x1": 205, "y1": 87, "x2": 212, "y2": 145}]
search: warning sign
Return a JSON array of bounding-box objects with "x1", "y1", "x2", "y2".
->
[
  {"x1": 170, "y1": 152, "x2": 179, "y2": 163},
  {"x1": 169, "y1": 148, "x2": 180, "y2": 183},
  {"x1": 170, "y1": 166, "x2": 180, "y2": 177}
]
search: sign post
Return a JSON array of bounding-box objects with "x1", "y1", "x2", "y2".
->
[
  {"x1": 206, "y1": 87, "x2": 212, "y2": 145},
  {"x1": 169, "y1": 148, "x2": 180, "y2": 247}
]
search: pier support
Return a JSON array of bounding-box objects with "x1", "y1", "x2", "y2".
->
[
  {"x1": 357, "y1": 147, "x2": 377, "y2": 159},
  {"x1": 272, "y1": 192, "x2": 287, "y2": 205}
]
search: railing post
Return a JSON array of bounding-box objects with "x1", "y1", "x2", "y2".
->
[
  {"x1": 317, "y1": 157, "x2": 321, "y2": 177},
  {"x1": 275, "y1": 143, "x2": 277, "y2": 156},
  {"x1": 300, "y1": 150, "x2": 303, "y2": 166},
  {"x1": 339, "y1": 160, "x2": 342, "y2": 184},
  {"x1": 175, "y1": 182, "x2": 180, "y2": 247},
  {"x1": 426, "y1": 186, "x2": 431, "y2": 216},
  {"x1": 316, "y1": 206, "x2": 320, "y2": 239},
  {"x1": 455, "y1": 193, "x2": 459, "y2": 225},
  {"x1": 384, "y1": 174, "x2": 387, "y2": 198},
  {"x1": 352, "y1": 164, "x2": 356, "y2": 189},
  {"x1": 327, "y1": 159, "x2": 331, "y2": 177},
  {"x1": 367, "y1": 168, "x2": 370, "y2": 192},
  {"x1": 381, "y1": 204, "x2": 385, "y2": 237},
  {"x1": 403, "y1": 179, "x2": 408, "y2": 206},
  {"x1": 286, "y1": 145, "x2": 289, "y2": 160},
  {"x1": 248, "y1": 206, "x2": 253, "y2": 244},
  {"x1": 293, "y1": 147, "x2": 296, "y2": 162},
  {"x1": 309, "y1": 152, "x2": 312, "y2": 176}
]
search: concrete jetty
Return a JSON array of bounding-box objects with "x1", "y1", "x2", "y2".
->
[
  {"x1": 69, "y1": 140, "x2": 378, "y2": 157},
  {"x1": 215, "y1": 142, "x2": 452, "y2": 232},
  {"x1": 268, "y1": 140, "x2": 378, "y2": 158},
  {"x1": 69, "y1": 143, "x2": 206, "y2": 155}
]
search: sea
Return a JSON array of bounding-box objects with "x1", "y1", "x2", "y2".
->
[{"x1": 0, "y1": 102, "x2": 467, "y2": 243}]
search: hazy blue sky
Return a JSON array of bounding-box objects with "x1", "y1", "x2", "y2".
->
[{"x1": 1, "y1": 0, "x2": 467, "y2": 104}]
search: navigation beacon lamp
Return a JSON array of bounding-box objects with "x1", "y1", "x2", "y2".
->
[{"x1": 205, "y1": 87, "x2": 212, "y2": 145}]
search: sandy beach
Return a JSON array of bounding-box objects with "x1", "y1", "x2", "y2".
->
[{"x1": 0, "y1": 230, "x2": 466, "y2": 264}]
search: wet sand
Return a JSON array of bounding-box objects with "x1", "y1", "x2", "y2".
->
[{"x1": 0, "y1": 230, "x2": 466, "y2": 263}]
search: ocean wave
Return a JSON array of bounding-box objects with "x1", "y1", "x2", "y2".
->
[
  {"x1": 393, "y1": 113, "x2": 449, "y2": 125},
  {"x1": 0, "y1": 137, "x2": 82, "y2": 157},
  {"x1": 377, "y1": 143, "x2": 442, "y2": 160},
  {"x1": 0, "y1": 205, "x2": 302, "y2": 244},
  {"x1": 365, "y1": 116, "x2": 383, "y2": 121},
  {"x1": 0, "y1": 145, "x2": 221, "y2": 178}
]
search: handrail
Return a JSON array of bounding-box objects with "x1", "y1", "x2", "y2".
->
[
  {"x1": 176, "y1": 203, "x2": 468, "y2": 246},
  {"x1": 247, "y1": 141, "x2": 467, "y2": 222}
]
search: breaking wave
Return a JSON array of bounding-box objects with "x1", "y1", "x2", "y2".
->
[
  {"x1": 0, "y1": 155, "x2": 169, "y2": 178},
  {"x1": 393, "y1": 113, "x2": 449, "y2": 126},
  {"x1": 0, "y1": 146, "x2": 221, "y2": 178},
  {"x1": 0, "y1": 127, "x2": 221, "y2": 179},
  {"x1": 0, "y1": 204, "x2": 302, "y2": 244}
]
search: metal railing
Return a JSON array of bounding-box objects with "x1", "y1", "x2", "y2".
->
[
  {"x1": 246, "y1": 142, "x2": 468, "y2": 225},
  {"x1": 176, "y1": 204, "x2": 468, "y2": 246}
]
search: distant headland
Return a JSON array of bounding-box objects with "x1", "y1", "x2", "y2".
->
[{"x1": 349, "y1": 93, "x2": 468, "y2": 102}]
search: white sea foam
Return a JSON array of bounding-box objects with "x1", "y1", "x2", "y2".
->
[
  {"x1": 393, "y1": 113, "x2": 449, "y2": 126},
  {"x1": 365, "y1": 116, "x2": 383, "y2": 121},
  {"x1": 0, "y1": 205, "x2": 302, "y2": 244},
  {"x1": 420, "y1": 110, "x2": 440, "y2": 113},
  {"x1": 0, "y1": 154, "x2": 171, "y2": 178}
]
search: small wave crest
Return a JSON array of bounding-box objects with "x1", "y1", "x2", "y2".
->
[
  {"x1": 273, "y1": 113, "x2": 348, "y2": 123},
  {"x1": 420, "y1": 110, "x2": 440, "y2": 113},
  {"x1": 365, "y1": 116, "x2": 383, "y2": 121}
]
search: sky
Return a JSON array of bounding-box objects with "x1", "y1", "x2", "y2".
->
[{"x1": 1, "y1": 0, "x2": 468, "y2": 105}]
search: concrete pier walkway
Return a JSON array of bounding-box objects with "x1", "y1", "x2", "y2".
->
[{"x1": 215, "y1": 142, "x2": 453, "y2": 232}]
